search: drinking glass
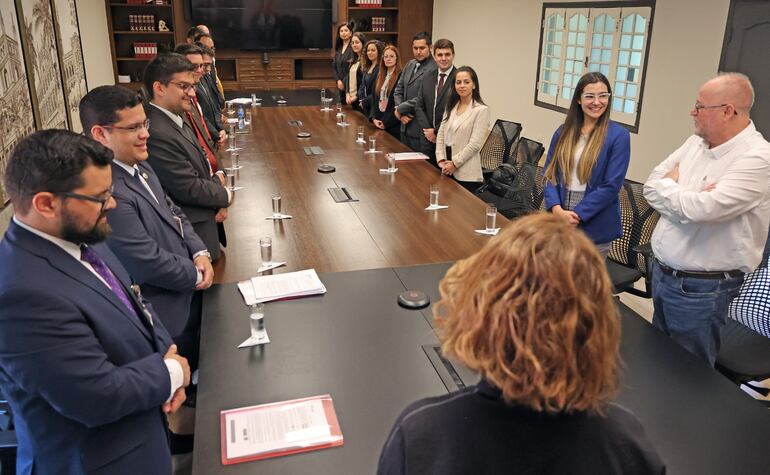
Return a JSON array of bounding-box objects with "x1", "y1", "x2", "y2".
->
[
  {"x1": 368, "y1": 136, "x2": 377, "y2": 153},
  {"x1": 356, "y1": 126, "x2": 365, "y2": 144},
  {"x1": 272, "y1": 192, "x2": 282, "y2": 218},
  {"x1": 485, "y1": 205, "x2": 497, "y2": 232},
  {"x1": 430, "y1": 185, "x2": 439, "y2": 207},
  {"x1": 260, "y1": 236, "x2": 272, "y2": 265},
  {"x1": 249, "y1": 303, "x2": 265, "y2": 338}
]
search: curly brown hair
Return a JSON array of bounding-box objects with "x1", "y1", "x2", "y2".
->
[{"x1": 434, "y1": 212, "x2": 620, "y2": 414}]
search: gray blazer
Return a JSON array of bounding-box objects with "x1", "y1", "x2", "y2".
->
[{"x1": 394, "y1": 56, "x2": 436, "y2": 139}]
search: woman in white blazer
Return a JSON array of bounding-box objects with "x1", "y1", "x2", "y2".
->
[{"x1": 436, "y1": 66, "x2": 491, "y2": 192}]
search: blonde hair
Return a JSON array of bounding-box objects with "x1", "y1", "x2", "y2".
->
[{"x1": 435, "y1": 212, "x2": 620, "y2": 414}]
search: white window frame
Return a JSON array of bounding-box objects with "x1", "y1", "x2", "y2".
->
[{"x1": 535, "y1": 1, "x2": 655, "y2": 133}]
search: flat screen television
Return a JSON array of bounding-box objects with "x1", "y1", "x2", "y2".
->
[{"x1": 191, "y1": 0, "x2": 333, "y2": 51}]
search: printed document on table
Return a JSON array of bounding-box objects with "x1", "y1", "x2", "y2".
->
[
  {"x1": 392, "y1": 152, "x2": 429, "y2": 161},
  {"x1": 237, "y1": 269, "x2": 326, "y2": 305}
]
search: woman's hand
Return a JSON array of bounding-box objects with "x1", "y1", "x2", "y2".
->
[
  {"x1": 552, "y1": 205, "x2": 580, "y2": 226},
  {"x1": 346, "y1": 94, "x2": 355, "y2": 105},
  {"x1": 337, "y1": 80, "x2": 345, "y2": 91},
  {"x1": 441, "y1": 161, "x2": 457, "y2": 176},
  {"x1": 373, "y1": 119, "x2": 385, "y2": 129}
]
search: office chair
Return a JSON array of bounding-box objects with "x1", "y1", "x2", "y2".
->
[
  {"x1": 606, "y1": 179, "x2": 659, "y2": 297},
  {"x1": 0, "y1": 389, "x2": 16, "y2": 473},
  {"x1": 479, "y1": 120, "x2": 522, "y2": 180}
]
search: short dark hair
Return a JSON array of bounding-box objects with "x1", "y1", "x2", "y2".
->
[
  {"x1": 193, "y1": 32, "x2": 212, "y2": 43},
  {"x1": 433, "y1": 38, "x2": 455, "y2": 54},
  {"x1": 186, "y1": 26, "x2": 205, "y2": 41},
  {"x1": 174, "y1": 44, "x2": 203, "y2": 56},
  {"x1": 80, "y1": 86, "x2": 143, "y2": 138},
  {"x1": 195, "y1": 43, "x2": 215, "y2": 58},
  {"x1": 413, "y1": 31, "x2": 431, "y2": 45},
  {"x1": 4, "y1": 130, "x2": 114, "y2": 214},
  {"x1": 143, "y1": 53, "x2": 195, "y2": 99}
]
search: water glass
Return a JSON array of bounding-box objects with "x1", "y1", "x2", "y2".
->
[
  {"x1": 356, "y1": 126, "x2": 365, "y2": 144},
  {"x1": 336, "y1": 102, "x2": 343, "y2": 118},
  {"x1": 251, "y1": 93, "x2": 257, "y2": 106},
  {"x1": 485, "y1": 204, "x2": 497, "y2": 232},
  {"x1": 260, "y1": 236, "x2": 272, "y2": 265},
  {"x1": 249, "y1": 303, "x2": 265, "y2": 338},
  {"x1": 271, "y1": 192, "x2": 282, "y2": 217},
  {"x1": 230, "y1": 151, "x2": 240, "y2": 170},
  {"x1": 338, "y1": 112, "x2": 347, "y2": 126},
  {"x1": 430, "y1": 185, "x2": 439, "y2": 207},
  {"x1": 387, "y1": 153, "x2": 396, "y2": 172},
  {"x1": 226, "y1": 170, "x2": 236, "y2": 191},
  {"x1": 369, "y1": 136, "x2": 377, "y2": 153},
  {"x1": 244, "y1": 109, "x2": 252, "y2": 125}
]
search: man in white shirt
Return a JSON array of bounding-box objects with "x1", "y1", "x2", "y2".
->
[
  {"x1": 644, "y1": 73, "x2": 770, "y2": 365},
  {"x1": 0, "y1": 130, "x2": 190, "y2": 474}
]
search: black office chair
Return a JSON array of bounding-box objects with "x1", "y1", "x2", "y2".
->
[
  {"x1": 478, "y1": 120, "x2": 522, "y2": 180},
  {"x1": 606, "y1": 179, "x2": 659, "y2": 297},
  {"x1": 0, "y1": 389, "x2": 16, "y2": 474},
  {"x1": 506, "y1": 136, "x2": 544, "y2": 168}
]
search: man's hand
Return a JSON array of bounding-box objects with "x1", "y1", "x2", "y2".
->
[
  {"x1": 337, "y1": 79, "x2": 345, "y2": 91},
  {"x1": 217, "y1": 130, "x2": 226, "y2": 143},
  {"x1": 194, "y1": 255, "x2": 214, "y2": 290},
  {"x1": 164, "y1": 344, "x2": 191, "y2": 387},
  {"x1": 345, "y1": 94, "x2": 355, "y2": 105},
  {"x1": 215, "y1": 171, "x2": 226, "y2": 185},
  {"x1": 215, "y1": 208, "x2": 228, "y2": 223},
  {"x1": 373, "y1": 119, "x2": 385, "y2": 130},
  {"x1": 423, "y1": 128, "x2": 436, "y2": 143},
  {"x1": 664, "y1": 164, "x2": 680, "y2": 183},
  {"x1": 163, "y1": 387, "x2": 186, "y2": 414},
  {"x1": 394, "y1": 109, "x2": 401, "y2": 120}
]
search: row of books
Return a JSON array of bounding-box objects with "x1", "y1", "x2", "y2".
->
[
  {"x1": 352, "y1": 0, "x2": 384, "y2": 7},
  {"x1": 128, "y1": 14, "x2": 156, "y2": 31},
  {"x1": 370, "y1": 17, "x2": 387, "y2": 32},
  {"x1": 133, "y1": 42, "x2": 158, "y2": 59}
]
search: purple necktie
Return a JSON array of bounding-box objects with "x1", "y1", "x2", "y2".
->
[{"x1": 80, "y1": 245, "x2": 140, "y2": 321}]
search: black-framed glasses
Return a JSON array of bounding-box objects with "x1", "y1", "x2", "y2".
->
[
  {"x1": 693, "y1": 103, "x2": 737, "y2": 115},
  {"x1": 59, "y1": 185, "x2": 115, "y2": 212},
  {"x1": 101, "y1": 119, "x2": 150, "y2": 134},
  {"x1": 168, "y1": 81, "x2": 194, "y2": 93}
]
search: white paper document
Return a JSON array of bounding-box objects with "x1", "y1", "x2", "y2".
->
[
  {"x1": 392, "y1": 152, "x2": 429, "y2": 161},
  {"x1": 475, "y1": 228, "x2": 501, "y2": 236},
  {"x1": 265, "y1": 214, "x2": 293, "y2": 220},
  {"x1": 256, "y1": 261, "x2": 286, "y2": 273},
  {"x1": 237, "y1": 269, "x2": 327, "y2": 305},
  {"x1": 224, "y1": 399, "x2": 332, "y2": 459},
  {"x1": 228, "y1": 97, "x2": 257, "y2": 105}
]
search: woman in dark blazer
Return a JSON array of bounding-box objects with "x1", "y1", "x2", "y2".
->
[
  {"x1": 378, "y1": 213, "x2": 665, "y2": 475},
  {"x1": 357, "y1": 40, "x2": 383, "y2": 118},
  {"x1": 370, "y1": 44, "x2": 402, "y2": 139},
  {"x1": 333, "y1": 22, "x2": 355, "y2": 103},
  {"x1": 543, "y1": 71, "x2": 631, "y2": 256}
]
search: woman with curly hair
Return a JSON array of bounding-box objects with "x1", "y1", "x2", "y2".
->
[{"x1": 378, "y1": 213, "x2": 664, "y2": 475}]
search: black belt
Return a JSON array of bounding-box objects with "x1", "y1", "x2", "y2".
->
[{"x1": 656, "y1": 260, "x2": 744, "y2": 280}]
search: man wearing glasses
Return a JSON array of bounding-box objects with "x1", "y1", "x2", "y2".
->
[
  {"x1": 644, "y1": 73, "x2": 770, "y2": 366},
  {"x1": 144, "y1": 53, "x2": 231, "y2": 262},
  {"x1": 81, "y1": 85, "x2": 213, "y2": 377},
  {"x1": 0, "y1": 130, "x2": 190, "y2": 474}
]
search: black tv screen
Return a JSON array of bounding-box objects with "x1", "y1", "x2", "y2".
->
[{"x1": 191, "y1": 0, "x2": 333, "y2": 51}]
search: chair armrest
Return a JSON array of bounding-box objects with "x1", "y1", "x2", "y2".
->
[{"x1": 633, "y1": 242, "x2": 653, "y2": 257}]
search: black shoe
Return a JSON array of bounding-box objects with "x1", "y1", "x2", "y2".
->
[{"x1": 169, "y1": 432, "x2": 194, "y2": 455}]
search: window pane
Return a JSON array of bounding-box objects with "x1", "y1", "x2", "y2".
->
[
  {"x1": 547, "y1": 31, "x2": 555, "y2": 43},
  {"x1": 616, "y1": 66, "x2": 627, "y2": 80},
  {"x1": 576, "y1": 47, "x2": 585, "y2": 58},
  {"x1": 591, "y1": 48, "x2": 601, "y2": 61},
  {"x1": 592, "y1": 33, "x2": 602, "y2": 47},
  {"x1": 603, "y1": 34, "x2": 613, "y2": 48},
  {"x1": 607, "y1": 16, "x2": 616, "y2": 32},
  {"x1": 579, "y1": 15, "x2": 588, "y2": 31},
  {"x1": 563, "y1": 73, "x2": 572, "y2": 84},
  {"x1": 635, "y1": 15, "x2": 646, "y2": 33},
  {"x1": 565, "y1": 61, "x2": 573, "y2": 73},
  {"x1": 589, "y1": 62, "x2": 599, "y2": 71},
  {"x1": 568, "y1": 32, "x2": 576, "y2": 44},
  {"x1": 618, "y1": 50, "x2": 629, "y2": 65},
  {"x1": 595, "y1": 14, "x2": 606, "y2": 32},
  {"x1": 567, "y1": 46, "x2": 575, "y2": 58},
  {"x1": 569, "y1": 14, "x2": 578, "y2": 30},
  {"x1": 554, "y1": 45, "x2": 562, "y2": 56},
  {"x1": 621, "y1": 34, "x2": 631, "y2": 49},
  {"x1": 622, "y1": 15, "x2": 635, "y2": 33},
  {"x1": 548, "y1": 84, "x2": 558, "y2": 96},
  {"x1": 548, "y1": 14, "x2": 558, "y2": 29},
  {"x1": 613, "y1": 97, "x2": 623, "y2": 111},
  {"x1": 563, "y1": 87, "x2": 572, "y2": 99},
  {"x1": 615, "y1": 82, "x2": 626, "y2": 96},
  {"x1": 556, "y1": 15, "x2": 564, "y2": 29},
  {"x1": 556, "y1": 31, "x2": 564, "y2": 43},
  {"x1": 624, "y1": 99, "x2": 635, "y2": 114},
  {"x1": 631, "y1": 51, "x2": 642, "y2": 66},
  {"x1": 601, "y1": 50, "x2": 611, "y2": 63},
  {"x1": 628, "y1": 67, "x2": 637, "y2": 81},
  {"x1": 600, "y1": 64, "x2": 609, "y2": 75},
  {"x1": 572, "y1": 74, "x2": 580, "y2": 86},
  {"x1": 627, "y1": 84, "x2": 638, "y2": 97},
  {"x1": 577, "y1": 33, "x2": 586, "y2": 45},
  {"x1": 546, "y1": 44, "x2": 553, "y2": 56},
  {"x1": 633, "y1": 35, "x2": 644, "y2": 50}
]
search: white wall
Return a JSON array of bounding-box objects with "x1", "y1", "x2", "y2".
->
[
  {"x1": 76, "y1": 0, "x2": 115, "y2": 88},
  {"x1": 433, "y1": 0, "x2": 730, "y2": 182}
]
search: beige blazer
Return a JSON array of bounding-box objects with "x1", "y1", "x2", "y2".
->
[{"x1": 436, "y1": 101, "x2": 491, "y2": 182}]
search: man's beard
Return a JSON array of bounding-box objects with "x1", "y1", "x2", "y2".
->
[{"x1": 61, "y1": 209, "x2": 111, "y2": 245}]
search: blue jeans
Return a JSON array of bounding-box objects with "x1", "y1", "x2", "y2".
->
[{"x1": 652, "y1": 260, "x2": 744, "y2": 366}]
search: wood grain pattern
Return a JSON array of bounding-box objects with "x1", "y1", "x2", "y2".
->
[{"x1": 213, "y1": 105, "x2": 505, "y2": 283}]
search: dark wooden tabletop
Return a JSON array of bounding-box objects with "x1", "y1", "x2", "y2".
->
[{"x1": 212, "y1": 105, "x2": 505, "y2": 283}]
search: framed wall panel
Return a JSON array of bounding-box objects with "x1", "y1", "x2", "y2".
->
[{"x1": 51, "y1": 0, "x2": 86, "y2": 132}]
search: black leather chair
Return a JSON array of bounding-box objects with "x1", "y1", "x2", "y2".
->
[
  {"x1": 606, "y1": 179, "x2": 659, "y2": 297},
  {"x1": 478, "y1": 120, "x2": 522, "y2": 180},
  {"x1": 0, "y1": 389, "x2": 16, "y2": 473}
]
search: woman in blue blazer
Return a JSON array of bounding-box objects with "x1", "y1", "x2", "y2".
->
[{"x1": 543, "y1": 72, "x2": 631, "y2": 256}]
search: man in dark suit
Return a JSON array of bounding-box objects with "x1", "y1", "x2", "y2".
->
[
  {"x1": 80, "y1": 85, "x2": 214, "y2": 370},
  {"x1": 144, "y1": 53, "x2": 231, "y2": 261},
  {"x1": 394, "y1": 31, "x2": 436, "y2": 152},
  {"x1": 413, "y1": 38, "x2": 457, "y2": 168},
  {"x1": 0, "y1": 130, "x2": 190, "y2": 474},
  {"x1": 195, "y1": 32, "x2": 227, "y2": 109}
]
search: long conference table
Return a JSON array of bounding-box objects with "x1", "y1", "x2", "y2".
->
[{"x1": 194, "y1": 95, "x2": 770, "y2": 474}]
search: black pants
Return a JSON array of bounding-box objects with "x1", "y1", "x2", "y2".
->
[
  {"x1": 174, "y1": 290, "x2": 202, "y2": 372},
  {"x1": 445, "y1": 146, "x2": 482, "y2": 193}
]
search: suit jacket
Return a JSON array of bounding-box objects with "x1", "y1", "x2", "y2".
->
[
  {"x1": 207, "y1": 70, "x2": 226, "y2": 109},
  {"x1": 196, "y1": 77, "x2": 224, "y2": 136},
  {"x1": 370, "y1": 70, "x2": 403, "y2": 139},
  {"x1": 414, "y1": 67, "x2": 457, "y2": 151},
  {"x1": 393, "y1": 56, "x2": 436, "y2": 139},
  {"x1": 436, "y1": 101, "x2": 491, "y2": 182},
  {"x1": 544, "y1": 121, "x2": 631, "y2": 244},
  {"x1": 0, "y1": 221, "x2": 174, "y2": 475},
  {"x1": 146, "y1": 103, "x2": 229, "y2": 260},
  {"x1": 358, "y1": 64, "x2": 379, "y2": 118},
  {"x1": 106, "y1": 161, "x2": 207, "y2": 337}
]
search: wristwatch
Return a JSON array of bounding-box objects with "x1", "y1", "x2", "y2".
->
[{"x1": 195, "y1": 250, "x2": 213, "y2": 262}]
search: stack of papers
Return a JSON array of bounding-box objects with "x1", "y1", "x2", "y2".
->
[
  {"x1": 228, "y1": 97, "x2": 255, "y2": 105},
  {"x1": 392, "y1": 152, "x2": 429, "y2": 161},
  {"x1": 237, "y1": 269, "x2": 326, "y2": 305}
]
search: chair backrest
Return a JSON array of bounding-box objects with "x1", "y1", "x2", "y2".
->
[
  {"x1": 508, "y1": 137, "x2": 545, "y2": 167},
  {"x1": 479, "y1": 119, "x2": 522, "y2": 171},
  {"x1": 608, "y1": 179, "x2": 660, "y2": 275}
]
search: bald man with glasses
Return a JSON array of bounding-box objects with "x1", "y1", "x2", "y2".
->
[{"x1": 644, "y1": 73, "x2": 770, "y2": 366}]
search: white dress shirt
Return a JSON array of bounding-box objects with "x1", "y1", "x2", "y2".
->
[
  {"x1": 644, "y1": 121, "x2": 770, "y2": 273},
  {"x1": 13, "y1": 217, "x2": 184, "y2": 400}
]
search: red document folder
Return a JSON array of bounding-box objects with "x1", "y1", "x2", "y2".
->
[{"x1": 220, "y1": 394, "x2": 344, "y2": 465}]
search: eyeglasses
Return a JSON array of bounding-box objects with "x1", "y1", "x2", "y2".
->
[
  {"x1": 59, "y1": 185, "x2": 115, "y2": 213},
  {"x1": 168, "y1": 81, "x2": 194, "y2": 93},
  {"x1": 581, "y1": 92, "x2": 611, "y2": 102},
  {"x1": 191, "y1": 64, "x2": 205, "y2": 71},
  {"x1": 202, "y1": 63, "x2": 213, "y2": 72},
  {"x1": 693, "y1": 103, "x2": 737, "y2": 115},
  {"x1": 101, "y1": 119, "x2": 150, "y2": 134}
]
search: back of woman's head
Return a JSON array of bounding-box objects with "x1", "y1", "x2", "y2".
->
[{"x1": 435, "y1": 212, "x2": 620, "y2": 414}]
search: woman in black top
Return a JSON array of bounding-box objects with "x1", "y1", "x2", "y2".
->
[
  {"x1": 333, "y1": 22, "x2": 355, "y2": 103},
  {"x1": 357, "y1": 40, "x2": 383, "y2": 118},
  {"x1": 370, "y1": 44, "x2": 402, "y2": 139},
  {"x1": 378, "y1": 213, "x2": 665, "y2": 475}
]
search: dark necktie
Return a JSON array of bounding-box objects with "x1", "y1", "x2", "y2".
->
[
  {"x1": 80, "y1": 245, "x2": 140, "y2": 321},
  {"x1": 437, "y1": 73, "x2": 446, "y2": 95}
]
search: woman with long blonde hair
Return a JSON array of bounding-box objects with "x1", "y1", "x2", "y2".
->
[
  {"x1": 378, "y1": 213, "x2": 663, "y2": 474},
  {"x1": 543, "y1": 72, "x2": 631, "y2": 257}
]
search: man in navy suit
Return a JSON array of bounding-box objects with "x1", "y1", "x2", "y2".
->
[
  {"x1": 80, "y1": 85, "x2": 214, "y2": 370},
  {"x1": 0, "y1": 130, "x2": 190, "y2": 474}
]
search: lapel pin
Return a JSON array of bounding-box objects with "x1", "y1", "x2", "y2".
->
[{"x1": 141, "y1": 172, "x2": 150, "y2": 180}]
